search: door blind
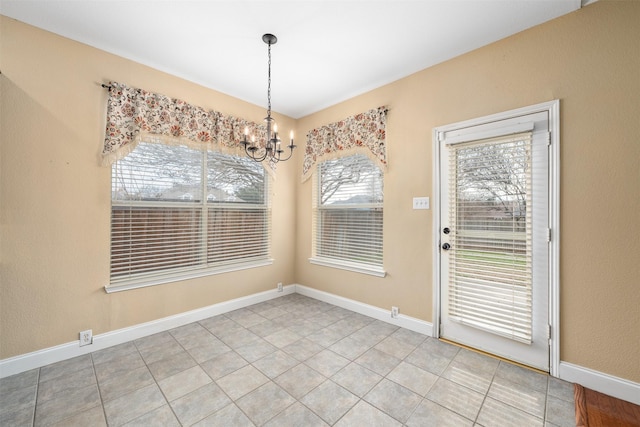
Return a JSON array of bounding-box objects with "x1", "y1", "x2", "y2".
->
[{"x1": 447, "y1": 132, "x2": 533, "y2": 344}]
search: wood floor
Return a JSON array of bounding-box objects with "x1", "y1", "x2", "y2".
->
[{"x1": 575, "y1": 384, "x2": 640, "y2": 427}]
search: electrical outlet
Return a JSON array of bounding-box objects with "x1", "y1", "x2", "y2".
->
[
  {"x1": 277, "y1": 282, "x2": 283, "y2": 292},
  {"x1": 79, "y1": 329, "x2": 93, "y2": 347},
  {"x1": 391, "y1": 306, "x2": 399, "y2": 318}
]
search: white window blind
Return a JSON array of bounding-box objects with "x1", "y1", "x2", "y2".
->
[
  {"x1": 447, "y1": 132, "x2": 533, "y2": 344},
  {"x1": 312, "y1": 154, "x2": 383, "y2": 273},
  {"x1": 110, "y1": 142, "x2": 270, "y2": 289}
]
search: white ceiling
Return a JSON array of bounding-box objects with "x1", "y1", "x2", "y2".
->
[{"x1": 1, "y1": 1, "x2": 584, "y2": 118}]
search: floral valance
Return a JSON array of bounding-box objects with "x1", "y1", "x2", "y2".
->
[
  {"x1": 101, "y1": 81, "x2": 275, "y2": 173},
  {"x1": 302, "y1": 106, "x2": 387, "y2": 182}
]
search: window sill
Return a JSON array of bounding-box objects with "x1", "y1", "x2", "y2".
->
[
  {"x1": 308, "y1": 257, "x2": 386, "y2": 278},
  {"x1": 105, "y1": 259, "x2": 274, "y2": 293}
]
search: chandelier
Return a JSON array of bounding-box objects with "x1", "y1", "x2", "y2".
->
[{"x1": 241, "y1": 33, "x2": 296, "y2": 163}]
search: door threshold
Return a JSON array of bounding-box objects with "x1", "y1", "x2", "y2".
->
[{"x1": 438, "y1": 337, "x2": 549, "y2": 375}]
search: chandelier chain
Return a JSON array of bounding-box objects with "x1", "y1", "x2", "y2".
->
[{"x1": 267, "y1": 42, "x2": 272, "y2": 117}]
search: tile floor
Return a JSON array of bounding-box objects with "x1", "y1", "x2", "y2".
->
[{"x1": 0, "y1": 294, "x2": 576, "y2": 426}]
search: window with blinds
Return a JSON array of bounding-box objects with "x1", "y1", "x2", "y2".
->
[
  {"x1": 448, "y1": 132, "x2": 533, "y2": 343},
  {"x1": 312, "y1": 154, "x2": 384, "y2": 275},
  {"x1": 110, "y1": 142, "x2": 270, "y2": 290}
]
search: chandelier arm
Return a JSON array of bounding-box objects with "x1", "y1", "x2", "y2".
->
[
  {"x1": 244, "y1": 142, "x2": 271, "y2": 162},
  {"x1": 275, "y1": 145, "x2": 296, "y2": 162}
]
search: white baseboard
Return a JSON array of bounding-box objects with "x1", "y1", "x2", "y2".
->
[
  {"x1": 294, "y1": 284, "x2": 433, "y2": 336},
  {"x1": 558, "y1": 361, "x2": 640, "y2": 406},
  {"x1": 3, "y1": 283, "x2": 639, "y2": 408},
  {"x1": 0, "y1": 285, "x2": 295, "y2": 379}
]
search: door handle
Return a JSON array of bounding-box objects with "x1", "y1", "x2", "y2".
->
[{"x1": 442, "y1": 243, "x2": 451, "y2": 250}]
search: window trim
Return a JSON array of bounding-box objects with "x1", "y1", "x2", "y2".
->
[
  {"x1": 308, "y1": 256, "x2": 386, "y2": 278},
  {"x1": 106, "y1": 143, "x2": 272, "y2": 293},
  {"x1": 105, "y1": 258, "x2": 273, "y2": 293},
  {"x1": 310, "y1": 154, "x2": 385, "y2": 277}
]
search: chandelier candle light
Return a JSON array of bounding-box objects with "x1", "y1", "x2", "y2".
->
[{"x1": 241, "y1": 33, "x2": 296, "y2": 163}]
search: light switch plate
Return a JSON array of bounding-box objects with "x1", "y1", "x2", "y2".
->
[{"x1": 413, "y1": 197, "x2": 430, "y2": 210}]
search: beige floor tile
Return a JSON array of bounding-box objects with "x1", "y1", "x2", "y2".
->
[
  {"x1": 102, "y1": 384, "x2": 166, "y2": 427},
  {"x1": 488, "y1": 374, "x2": 547, "y2": 418},
  {"x1": 387, "y1": 361, "x2": 439, "y2": 396},
  {"x1": 122, "y1": 404, "x2": 180, "y2": 426},
  {"x1": 191, "y1": 403, "x2": 254, "y2": 427},
  {"x1": 35, "y1": 383, "x2": 101, "y2": 426},
  {"x1": 331, "y1": 362, "x2": 383, "y2": 397},
  {"x1": 355, "y1": 348, "x2": 401, "y2": 376},
  {"x1": 199, "y1": 315, "x2": 244, "y2": 336},
  {"x1": 248, "y1": 318, "x2": 287, "y2": 337},
  {"x1": 134, "y1": 331, "x2": 175, "y2": 353},
  {"x1": 169, "y1": 322, "x2": 208, "y2": 341},
  {"x1": 495, "y1": 360, "x2": 549, "y2": 392},
  {"x1": 545, "y1": 394, "x2": 576, "y2": 427},
  {"x1": 234, "y1": 338, "x2": 277, "y2": 363},
  {"x1": 147, "y1": 350, "x2": 197, "y2": 380},
  {"x1": 39, "y1": 355, "x2": 92, "y2": 383},
  {"x1": 374, "y1": 335, "x2": 418, "y2": 359},
  {"x1": 173, "y1": 328, "x2": 220, "y2": 350},
  {"x1": 334, "y1": 400, "x2": 402, "y2": 427},
  {"x1": 252, "y1": 350, "x2": 299, "y2": 378},
  {"x1": 405, "y1": 399, "x2": 474, "y2": 427},
  {"x1": 94, "y1": 351, "x2": 146, "y2": 383},
  {"x1": 389, "y1": 327, "x2": 428, "y2": 347},
  {"x1": 329, "y1": 336, "x2": 372, "y2": 360},
  {"x1": 4, "y1": 294, "x2": 570, "y2": 427},
  {"x1": 186, "y1": 337, "x2": 232, "y2": 364},
  {"x1": 405, "y1": 342, "x2": 456, "y2": 375},
  {"x1": 98, "y1": 365, "x2": 154, "y2": 402},
  {"x1": 50, "y1": 404, "x2": 107, "y2": 427},
  {"x1": 301, "y1": 380, "x2": 359, "y2": 425},
  {"x1": 158, "y1": 365, "x2": 212, "y2": 402},
  {"x1": 199, "y1": 350, "x2": 248, "y2": 380},
  {"x1": 0, "y1": 369, "x2": 39, "y2": 394},
  {"x1": 91, "y1": 342, "x2": 138, "y2": 366},
  {"x1": 441, "y1": 358, "x2": 495, "y2": 394},
  {"x1": 170, "y1": 382, "x2": 231, "y2": 426},
  {"x1": 263, "y1": 402, "x2": 329, "y2": 427},
  {"x1": 0, "y1": 384, "x2": 37, "y2": 418},
  {"x1": 282, "y1": 337, "x2": 324, "y2": 361},
  {"x1": 305, "y1": 349, "x2": 350, "y2": 377},
  {"x1": 426, "y1": 378, "x2": 485, "y2": 421},
  {"x1": 274, "y1": 363, "x2": 326, "y2": 399},
  {"x1": 0, "y1": 385, "x2": 37, "y2": 426},
  {"x1": 477, "y1": 396, "x2": 544, "y2": 427},
  {"x1": 216, "y1": 365, "x2": 269, "y2": 400},
  {"x1": 364, "y1": 378, "x2": 422, "y2": 423},
  {"x1": 217, "y1": 328, "x2": 261, "y2": 349},
  {"x1": 548, "y1": 376, "x2": 575, "y2": 402},
  {"x1": 264, "y1": 328, "x2": 302, "y2": 348},
  {"x1": 235, "y1": 382, "x2": 296, "y2": 425},
  {"x1": 37, "y1": 366, "x2": 96, "y2": 402},
  {"x1": 137, "y1": 339, "x2": 184, "y2": 365}
]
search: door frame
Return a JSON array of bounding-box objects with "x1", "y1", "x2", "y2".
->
[{"x1": 432, "y1": 100, "x2": 560, "y2": 376}]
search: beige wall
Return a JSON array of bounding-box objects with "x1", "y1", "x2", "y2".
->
[
  {"x1": 1, "y1": 0, "x2": 639, "y2": 384},
  {"x1": 295, "y1": 0, "x2": 639, "y2": 383},
  {"x1": 0, "y1": 16, "x2": 297, "y2": 358}
]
